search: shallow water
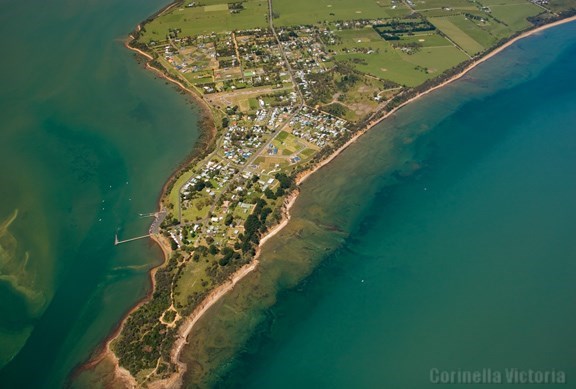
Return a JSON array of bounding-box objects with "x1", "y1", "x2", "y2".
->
[
  {"x1": 0, "y1": 0, "x2": 200, "y2": 386},
  {"x1": 180, "y1": 22, "x2": 576, "y2": 388}
]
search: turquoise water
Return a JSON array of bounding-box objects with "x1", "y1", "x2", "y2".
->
[
  {"x1": 1, "y1": 0, "x2": 574, "y2": 386},
  {"x1": 0, "y1": 0, "x2": 199, "y2": 386},
  {"x1": 206, "y1": 23, "x2": 576, "y2": 387}
]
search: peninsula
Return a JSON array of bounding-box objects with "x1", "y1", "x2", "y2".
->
[{"x1": 85, "y1": 0, "x2": 576, "y2": 386}]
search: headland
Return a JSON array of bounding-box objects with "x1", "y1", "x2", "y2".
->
[{"x1": 79, "y1": 0, "x2": 576, "y2": 386}]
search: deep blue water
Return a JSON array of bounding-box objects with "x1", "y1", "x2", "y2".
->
[{"x1": 212, "y1": 21, "x2": 576, "y2": 388}]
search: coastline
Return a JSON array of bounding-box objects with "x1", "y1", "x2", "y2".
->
[
  {"x1": 125, "y1": 34, "x2": 216, "y2": 123},
  {"x1": 296, "y1": 14, "x2": 576, "y2": 185},
  {"x1": 77, "y1": 233, "x2": 172, "y2": 388},
  {"x1": 146, "y1": 191, "x2": 298, "y2": 389},
  {"x1": 89, "y1": 15, "x2": 576, "y2": 388},
  {"x1": 124, "y1": 35, "x2": 219, "y2": 205}
]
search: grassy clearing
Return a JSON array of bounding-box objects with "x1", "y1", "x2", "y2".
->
[
  {"x1": 273, "y1": 132, "x2": 306, "y2": 155},
  {"x1": 301, "y1": 148, "x2": 316, "y2": 158},
  {"x1": 181, "y1": 198, "x2": 211, "y2": 223},
  {"x1": 167, "y1": 170, "x2": 194, "y2": 215},
  {"x1": 173, "y1": 261, "x2": 213, "y2": 308},
  {"x1": 256, "y1": 156, "x2": 289, "y2": 170},
  {"x1": 276, "y1": 131, "x2": 289, "y2": 142}
]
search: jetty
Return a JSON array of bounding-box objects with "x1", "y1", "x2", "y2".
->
[
  {"x1": 114, "y1": 209, "x2": 167, "y2": 246},
  {"x1": 114, "y1": 233, "x2": 150, "y2": 246}
]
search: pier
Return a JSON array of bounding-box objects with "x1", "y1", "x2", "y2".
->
[
  {"x1": 114, "y1": 209, "x2": 167, "y2": 246},
  {"x1": 114, "y1": 233, "x2": 150, "y2": 246}
]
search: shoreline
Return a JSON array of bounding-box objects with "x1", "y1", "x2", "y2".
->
[
  {"x1": 124, "y1": 35, "x2": 219, "y2": 206},
  {"x1": 296, "y1": 14, "x2": 576, "y2": 185},
  {"x1": 75, "y1": 233, "x2": 172, "y2": 388},
  {"x1": 147, "y1": 191, "x2": 298, "y2": 389},
  {"x1": 125, "y1": 34, "x2": 216, "y2": 123},
  {"x1": 85, "y1": 15, "x2": 576, "y2": 387}
]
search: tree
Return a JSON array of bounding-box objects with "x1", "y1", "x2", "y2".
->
[
  {"x1": 244, "y1": 214, "x2": 261, "y2": 236},
  {"x1": 275, "y1": 172, "x2": 293, "y2": 189},
  {"x1": 264, "y1": 188, "x2": 276, "y2": 199},
  {"x1": 193, "y1": 181, "x2": 206, "y2": 191},
  {"x1": 260, "y1": 207, "x2": 272, "y2": 223},
  {"x1": 324, "y1": 103, "x2": 347, "y2": 117},
  {"x1": 219, "y1": 247, "x2": 235, "y2": 266},
  {"x1": 208, "y1": 244, "x2": 219, "y2": 255}
]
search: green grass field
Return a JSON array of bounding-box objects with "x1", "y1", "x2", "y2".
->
[
  {"x1": 139, "y1": 0, "x2": 268, "y2": 42},
  {"x1": 398, "y1": 45, "x2": 469, "y2": 73},
  {"x1": 477, "y1": 0, "x2": 532, "y2": 4},
  {"x1": 483, "y1": 2, "x2": 542, "y2": 31},
  {"x1": 276, "y1": 131, "x2": 290, "y2": 142},
  {"x1": 173, "y1": 260, "x2": 214, "y2": 308},
  {"x1": 273, "y1": 132, "x2": 306, "y2": 156},
  {"x1": 411, "y1": 0, "x2": 477, "y2": 10},
  {"x1": 331, "y1": 28, "x2": 467, "y2": 86},
  {"x1": 445, "y1": 15, "x2": 499, "y2": 48},
  {"x1": 272, "y1": 0, "x2": 410, "y2": 26},
  {"x1": 180, "y1": 193, "x2": 219, "y2": 222},
  {"x1": 430, "y1": 16, "x2": 486, "y2": 54},
  {"x1": 398, "y1": 32, "x2": 457, "y2": 47},
  {"x1": 547, "y1": 0, "x2": 576, "y2": 12}
]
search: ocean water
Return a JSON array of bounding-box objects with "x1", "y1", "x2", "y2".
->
[
  {"x1": 181, "y1": 22, "x2": 576, "y2": 387},
  {"x1": 0, "y1": 0, "x2": 200, "y2": 387}
]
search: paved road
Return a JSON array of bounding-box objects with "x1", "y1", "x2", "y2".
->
[
  {"x1": 202, "y1": 1, "x2": 307, "y2": 220},
  {"x1": 175, "y1": 0, "x2": 307, "y2": 229}
]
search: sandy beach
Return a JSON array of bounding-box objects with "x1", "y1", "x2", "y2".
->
[{"x1": 97, "y1": 15, "x2": 576, "y2": 388}]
